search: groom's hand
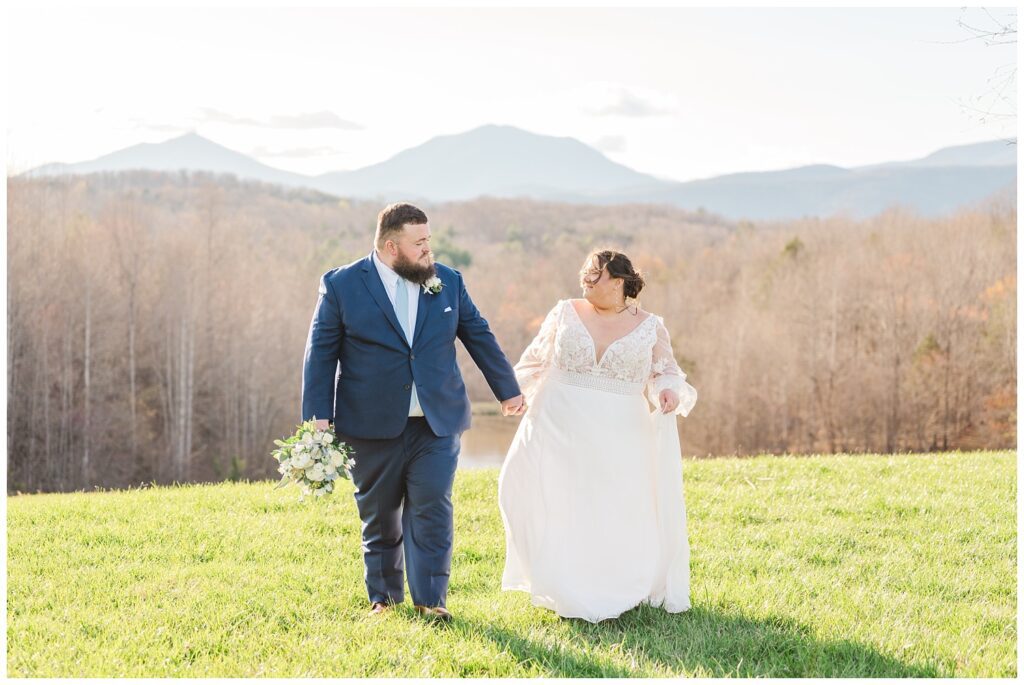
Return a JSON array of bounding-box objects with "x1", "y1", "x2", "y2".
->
[
  {"x1": 314, "y1": 419, "x2": 330, "y2": 431},
  {"x1": 500, "y1": 395, "x2": 526, "y2": 417}
]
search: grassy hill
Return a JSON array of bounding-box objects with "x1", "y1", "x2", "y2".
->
[{"x1": 7, "y1": 450, "x2": 1015, "y2": 677}]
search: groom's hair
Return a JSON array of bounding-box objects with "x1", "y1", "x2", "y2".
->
[{"x1": 376, "y1": 202, "x2": 429, "y2": 248}]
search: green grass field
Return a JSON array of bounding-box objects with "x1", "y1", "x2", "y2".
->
[{"x1": 7, "y1": 450, "x2": 1016, "y2": 677}]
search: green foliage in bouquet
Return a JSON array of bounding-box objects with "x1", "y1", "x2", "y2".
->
[{"x1": 271, "y1": 418, "x2": 356, "y2": 501}]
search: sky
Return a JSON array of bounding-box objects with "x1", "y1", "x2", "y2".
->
[{"x1": 5, "y1": 6, "x2": 1018, "y2": 182}]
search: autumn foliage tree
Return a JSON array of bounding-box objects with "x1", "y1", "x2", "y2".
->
[{"x1": 6, "y1": 171, "x2": 1016, "y2": 492}]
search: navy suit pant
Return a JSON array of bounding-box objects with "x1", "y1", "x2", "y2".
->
[{"x1": 339, "y1": 417, "x2": 460, "y2": 608}]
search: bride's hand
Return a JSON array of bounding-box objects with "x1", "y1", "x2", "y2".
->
[
  {"x1": 501, "y1": 394, "x2": 527, "y2": 417},
  {"x1": 659, "y1": 389, "x2": 679, "y2": 414}
]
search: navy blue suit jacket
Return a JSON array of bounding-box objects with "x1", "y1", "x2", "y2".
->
[{"x1": 301, "y1": 252, "x2": 521, "y2": 439}]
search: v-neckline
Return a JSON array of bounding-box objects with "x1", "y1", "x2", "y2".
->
[{"x1": 567, "y1": 300, "x2": 653, "y2": 367}]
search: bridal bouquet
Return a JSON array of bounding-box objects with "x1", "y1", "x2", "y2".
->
[{"x1": 272, "y1": 419, "x2": 356, "y2": 501}]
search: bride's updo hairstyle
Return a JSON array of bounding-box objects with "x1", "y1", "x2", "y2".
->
[{"x1": 586, "y1": 249, "x2": 646, "y2": 299}]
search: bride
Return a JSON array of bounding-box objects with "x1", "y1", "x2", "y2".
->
[{"x1": 498, "y1": 249, "x2": 698, "y2": 623}]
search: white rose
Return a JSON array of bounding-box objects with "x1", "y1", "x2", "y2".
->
[
  {"x1": 330, "y1": 451, "x2": 345, "y2": 468},
  {"x1": 324, "y1": 463, "x2": 337, "y2": 476},
  {"x1": 305, "y1": 464, "x2": 326, "y2": 482},
  {"x1": 292, "y1": 452, "x2": 312, "y2": 469}
]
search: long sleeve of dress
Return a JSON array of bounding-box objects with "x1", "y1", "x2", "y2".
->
[
  {"x1": 513, "y1": 300, "x2": 564, "y2": 404},
  {"x1": 647, "y1": 317, "x2": 698, "y2": 417}
]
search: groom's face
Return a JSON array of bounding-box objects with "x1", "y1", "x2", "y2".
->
[{"x1": 387, "y1": 222, "x2": 435, "y2": 283}]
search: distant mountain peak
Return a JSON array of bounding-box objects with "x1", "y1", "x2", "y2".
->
[
  {"x1": 161, "y1": 131, "x2": 234, "y2": 149},
  {"x1": 18, "y1": 129, "x2": 307, "y2": 185},
  {"x1": 427, "y1": 123, "x2": 591, "y2": 150},
  {"x1": 311, "y1": 123, "x2": 661, "y2": 201},
  {"x1": 16, "y1": 128, "x2": 1016, "y2": 221},
  {"x1": 465, "y1": 123, "x2": 538, "y2": 135}
]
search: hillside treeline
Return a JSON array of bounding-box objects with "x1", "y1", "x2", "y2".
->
[{"x1": 7, "y1": 171, "x2": 1016, "y2": 492}]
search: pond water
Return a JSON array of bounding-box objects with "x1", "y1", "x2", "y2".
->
[{"x1": 459, "y1": 414, "x2": 521, "y2": 469}]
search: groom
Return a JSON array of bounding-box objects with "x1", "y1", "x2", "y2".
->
[{"x1": 302, "y1": 202, "x2": 524, "y2": 622}]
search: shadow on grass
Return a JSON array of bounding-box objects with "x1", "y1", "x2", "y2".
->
[{"x1": 456, "y1": 603, "x2": 941, "y2": 678}]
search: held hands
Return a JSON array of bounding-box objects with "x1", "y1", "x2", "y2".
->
[
  {"x1": 313, "y1": 395, "x2": 527, "y2": 426},
  {"x1": 501, "y1": 394, "x2": 527, "y2": 417},
  {"x1": 659, "y1": 389, "x2": 680, "y2": 414}
]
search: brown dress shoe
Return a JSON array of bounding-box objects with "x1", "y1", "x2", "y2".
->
[
  {"x1": 414, "y1": 605, "x2": 452, "y2": 622},
  {"x1": 368, "y1": 601, "x2": 391, "y2": 616}
]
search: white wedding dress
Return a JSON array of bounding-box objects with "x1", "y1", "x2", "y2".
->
[{"x1": 498, "y1": 299, "x2": 698, "y2": 623}]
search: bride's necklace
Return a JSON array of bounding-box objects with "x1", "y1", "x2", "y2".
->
[{"x1": 592, "y1": 301, "x2": 635, "y2": 316}]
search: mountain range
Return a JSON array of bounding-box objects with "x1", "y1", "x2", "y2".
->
[{"x1": 21, "y1": 125, "x2": 1016, "y2": 221}]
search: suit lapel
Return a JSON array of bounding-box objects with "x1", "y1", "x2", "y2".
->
[
  {"x1": 413, "y1": 283, "x2": 432, "y2": 344},
  {"x1": 360, "y1": 254, "x2": 408, "y2": 346}
]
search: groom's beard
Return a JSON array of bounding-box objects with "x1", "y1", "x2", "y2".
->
[{"x1": 392, "y1": 251, "x2": 436, "y2": 284}]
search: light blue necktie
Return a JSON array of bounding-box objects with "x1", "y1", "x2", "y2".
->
[
  {"x1": 394, "y1": 277, "x2": 412, "y2": 344},
  {"x1": 394, "y1": 277, "x2": 421, "y2": 415}
]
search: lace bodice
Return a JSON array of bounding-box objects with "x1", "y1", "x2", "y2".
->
[{"x1": 515, "y1": 299, "x2": 697, "y2": 416}]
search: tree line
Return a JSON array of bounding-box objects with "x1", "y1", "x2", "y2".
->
[{"x1": 6, "y1": 171, "x2": 1016, "y2": 492}]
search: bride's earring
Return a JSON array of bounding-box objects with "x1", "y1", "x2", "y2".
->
[{"x1": 616, "y1": 284, "x2": 629, "y2": 311}]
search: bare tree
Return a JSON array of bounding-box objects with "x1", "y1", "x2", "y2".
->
[
  {"x1": 5, "y1": 172, "x2": 1016, "y2": 492},
  {"x1": 955, "y1": 7, "x2": 1017, "y2": 143}
]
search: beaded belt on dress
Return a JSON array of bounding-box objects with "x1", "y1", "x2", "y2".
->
[{"x1": 549, "y1": 368, "x2": 645, "y2": 396}]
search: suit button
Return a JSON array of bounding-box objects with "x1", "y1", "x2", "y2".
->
[
  {"x1": 410, "y1": 353, "x2": 416, "y2": 360},
  {"x1": 404, "y1": 384, "x2": 411, "y2": 390}
]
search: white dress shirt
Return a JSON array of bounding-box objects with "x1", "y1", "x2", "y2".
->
[{"x1": 372, "y1": 250, "x2": 424, "y2": 417}]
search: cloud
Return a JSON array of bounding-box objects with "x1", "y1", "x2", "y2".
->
[
  {"x1": 197, "y1": 108, "x2": 362, "y2": 130},
  {"x1": 591, "y1": 90, "x2": 671, "y2": 117},
  {"x1": 123, "y1": 117, "x2": 190, "y2": 133},
  {"x1": 592, "y1": 135, "x2": 626, "y2": 154},
  {"x1": 250, "y1": 145, "x2": 345, "y2": 158},
  {"x1": 197, "y1": 108, "x2": 264, "y2": 126},
  {"x1": 147, "y1": 123, "x2": 188, "y2": 133},
  {"x1": 268, "y1": 111, "x2": 362, "y2": 130}
]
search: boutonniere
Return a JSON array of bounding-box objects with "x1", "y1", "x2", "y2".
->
[{"x1": 422, "y1": 276, "x2": 443, "y2": 295}]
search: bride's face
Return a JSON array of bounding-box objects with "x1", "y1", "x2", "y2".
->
[{"x1": 579, "y1": 258, "x2": 622, "y2": 306}]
